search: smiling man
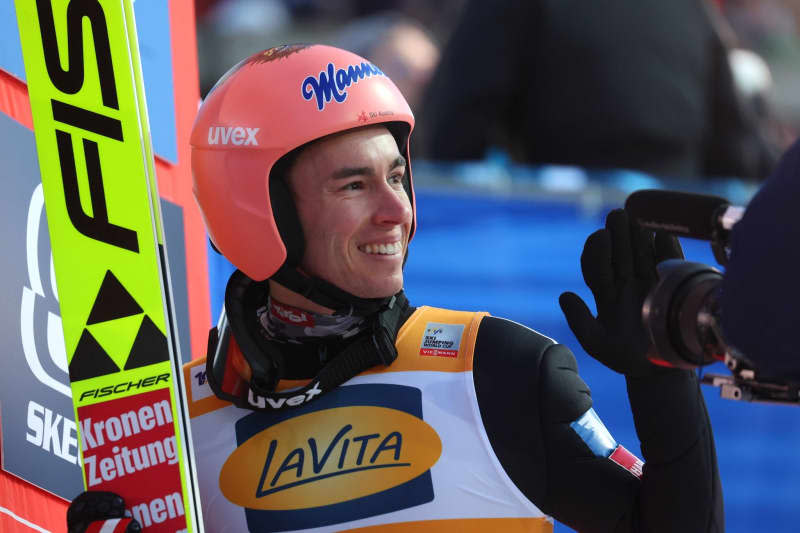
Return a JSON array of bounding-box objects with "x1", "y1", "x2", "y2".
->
[
  {"x1": 68, "y1": 44, "x2": 722, "y2": 533},
  {"x1": 276, "y1": 126, "x2": 412, "y2": 306}
]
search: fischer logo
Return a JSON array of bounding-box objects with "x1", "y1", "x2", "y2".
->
[
  {"x1": 248, "y1": 381, "x2": 323, "y2": 410},
  {"x1": 78, "y1": 373, "x2": 170, "y2": 402},
  {"x1": 302, "y1": 61, "x2": 385, "y2": 111},
  {"x1": 207, "y1": 126, "x2": 259, "y2": 146}
]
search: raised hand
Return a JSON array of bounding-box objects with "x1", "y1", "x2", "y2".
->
[{"x1": 559, "y1": 209, "x2": 683, "y2": 377}]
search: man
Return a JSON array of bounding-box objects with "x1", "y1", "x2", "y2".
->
[{"x1": 70, "y1": 44, "x2": 722, "y2": 532}]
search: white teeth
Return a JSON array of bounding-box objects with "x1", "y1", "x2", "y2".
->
[{"x1": 361, "y1": 241, "x2": 402, "y2": 255}]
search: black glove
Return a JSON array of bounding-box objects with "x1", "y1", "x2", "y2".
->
[
  {"x1": 559, "y1": 209, "x2": 684, "y2": 377},
  {"x1": 67, "y1": 491, "x2": 141, "y2": 533}
]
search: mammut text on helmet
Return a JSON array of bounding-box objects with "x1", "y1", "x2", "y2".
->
[{"x1": 301, "y1": 61, "x2": 385, "y2": 111}]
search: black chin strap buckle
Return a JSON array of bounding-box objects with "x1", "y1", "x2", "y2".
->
[
  {"x1": 371, "y1": 324, "x2": 398, "y2": 366},
  {"x1": 372, "y1": 294, "x2": 399, "y2": 366}
]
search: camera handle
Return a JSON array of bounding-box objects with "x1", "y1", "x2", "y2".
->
[{"x1": 702, "y1": 352, "x2": 800, "y2": 404}]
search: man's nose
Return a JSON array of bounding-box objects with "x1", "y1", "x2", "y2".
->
[{"x1": 373, "y1": 181, "x2": 412, "y2": 226}]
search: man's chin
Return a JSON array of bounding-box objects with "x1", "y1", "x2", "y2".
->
[
  {"x1": 352, "y1": 288, "x2": 402, "y2": 300},
  {"x1": 347, "y1": 280, "x2": 403, "y2": 300}
]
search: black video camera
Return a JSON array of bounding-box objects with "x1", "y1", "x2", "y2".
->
[{"x1": 626, "y1": 190, "x2": 800, "y2": 405}]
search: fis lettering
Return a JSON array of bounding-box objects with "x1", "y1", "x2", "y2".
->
[
  {"x1": 36, "y1": 0, "x2": 138, "y2": 252},
  {"x1": 207, "y1": 126, "x2": 259, "y2": 146},
  {"x1": 302, "y1": 61, "x2": 385, "y2": 111}
]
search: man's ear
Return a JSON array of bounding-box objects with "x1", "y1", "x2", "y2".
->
[{"x1": 269, "y1": 176, "x2": 305, "y2": 267}]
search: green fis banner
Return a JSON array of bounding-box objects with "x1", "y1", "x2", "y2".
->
[{"x1": 15, "y1": 0, "x2": 202, "y2": 530}]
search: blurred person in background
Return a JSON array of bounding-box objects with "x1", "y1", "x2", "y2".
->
[
  {"x1": 415, "y1": 0, "x2": 781, "y2": 181},
  {"x1": 723, "y1": 0, "x2": 800, "y2": 149},
  {"x1": 195, "y1": 0, "x2": 457, "y2": 100},
  {"x1": 331, "y1": 12, "x2": 440, "y2": 111}
]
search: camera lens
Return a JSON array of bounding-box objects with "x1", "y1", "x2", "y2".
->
[{"x1": 643, "y1": 260, "x2": 724, "y2": 368}]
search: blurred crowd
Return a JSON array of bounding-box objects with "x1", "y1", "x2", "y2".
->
[{"x1": 194, "y1": 0, "x2": 800, "y2": 183}]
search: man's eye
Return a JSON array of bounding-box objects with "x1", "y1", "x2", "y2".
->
[
  {"x1": 342, "y1": 181, "x2": 363, "y2": 191},
  {"x1": 388, "y1": 174, "x2": 405, "y2": 186}
]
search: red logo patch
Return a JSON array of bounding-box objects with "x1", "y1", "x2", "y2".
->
[
  {"x1": 270, "y1": 301, "x2": 314, "y2": 327},
  {"x1": 609, "y1": 445, "x2": 644, "y2": 478}
]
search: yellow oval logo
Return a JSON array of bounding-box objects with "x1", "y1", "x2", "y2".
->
[{"x1": 219, "y1": 406, "x2": 442, "y2": 510}]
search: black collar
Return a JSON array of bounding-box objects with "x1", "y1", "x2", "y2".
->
[{"x1": 205, "y1": 269, "x2": 414, "y2": 412}]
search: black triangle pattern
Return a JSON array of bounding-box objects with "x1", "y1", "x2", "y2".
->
[
  {"x1": 86, "y1": 270, "x2": 144, "y2": 325},
  {"x1": 124, "y1": 315, "x2": 169, "y2": 370},
  {"x1": 68, "y1": 329, "x2": 121, "y2": 381}
]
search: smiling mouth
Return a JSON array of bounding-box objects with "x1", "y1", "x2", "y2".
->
[{"x1": 358, "y1": 241, "x2": 403, "y2": 255}]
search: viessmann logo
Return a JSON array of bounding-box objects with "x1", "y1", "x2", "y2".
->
[{"x1": 220, "y1": 384, "x2": 440, "y2": 531}]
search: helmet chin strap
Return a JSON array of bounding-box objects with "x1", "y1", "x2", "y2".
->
[{"x1": 271, "y1": 263, "x2": 396, "y2": 316}]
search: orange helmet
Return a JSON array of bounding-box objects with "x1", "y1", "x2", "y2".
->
[{"x1": 191, "y1": 44, "x2": 416, "y2": 293}]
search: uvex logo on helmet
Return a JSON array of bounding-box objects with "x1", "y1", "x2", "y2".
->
[
  {"x1": 207, "y1": 126, "x2": 259, "y2": 146},
  {"x1": 301, "y1": 61, "x2": 385, "y2": 111}
]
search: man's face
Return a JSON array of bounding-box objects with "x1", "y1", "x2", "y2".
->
[{"x1": 288, "y1": 125, "x2": 412, "y2": 299}]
